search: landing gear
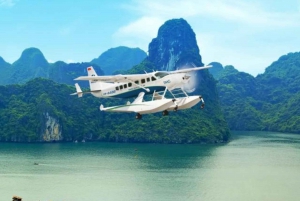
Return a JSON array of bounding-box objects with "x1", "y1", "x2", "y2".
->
[
  {"x1": 199, "y1": 96, "x2": 205, "y2": 109},
  {"x1": 136, "y1": 113, "x2": 142, "y2": 120},
  {"x1": 173, "y1": 105, "x2": 178, "y2": 112},
  {"x1": 162, "y1": 110, "x2": 169, "y2": 116}
]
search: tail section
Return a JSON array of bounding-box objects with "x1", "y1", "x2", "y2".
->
[
  {"x1": 87, "y1": 66, "x2": 101, "y2": 92},
  {"x1": 70, "y1": 83, "x2": 83, "y2": 97},
  {"x1": 86, "y1": 66, "x2": 113, "y2": 91}
]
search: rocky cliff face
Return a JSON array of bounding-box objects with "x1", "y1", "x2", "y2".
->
[
  {"x1": 41, "y1": 112, "x2": 63, "y2": 142},
  {"x1": 148, "y1": 18, "x2": 202, "y2": 71},
  {"x1": 144, "y1": 18, "x2": 230, "y2": 142}
]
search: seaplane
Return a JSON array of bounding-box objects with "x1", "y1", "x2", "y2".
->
[{"x1": 71, "y1": 65, "x2": 211, "y2": 119}]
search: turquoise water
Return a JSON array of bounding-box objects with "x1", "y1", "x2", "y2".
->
[{"x1": 1, "y1": 131, "x2": 300, "y2": 201}]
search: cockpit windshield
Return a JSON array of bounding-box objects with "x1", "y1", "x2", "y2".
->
[{"x1": 154, "y1": 72, "x2": 169, "y2": 78}]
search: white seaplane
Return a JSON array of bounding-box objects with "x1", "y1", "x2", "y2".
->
[{"x1": 71, "y1": 65, "x2": 210, "y2": 119}]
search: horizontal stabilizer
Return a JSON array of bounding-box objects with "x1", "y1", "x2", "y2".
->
[
  {"x1": 70, "y1": 83, "x2": 101, "y2": 97},
  {"x1": 70, "y1": 83, "x2": 83, "y2": 98}
]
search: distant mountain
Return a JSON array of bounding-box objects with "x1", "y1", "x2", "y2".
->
[
  {"x1": 209, "y1": 62, "x2": 240, "y2": 79},
  {"x1": 0, "y1": 46, "x2": 144, "y2": 85},
  {"x1": 207, "y1": 62, "x2": 224, "y2": 79},
  {"x1": 256, "y1": 52, "x2": 300, "y2": 103},
  {"x1": 211, "y1": 52, "x2": 300, "y2": 133},
  {"x1": 0, "y1": 48, "x2": 104, "y2": 86},
  {"x1": 0, "y1": 56, "x2": 12, "y2": 83},
  {"x1": 91, "y1": 46, "x2": 147, "y2": 75},
  {"x1": 0, "y1": 56, "x2": 11, "y2": 67},
  {"x1": 48, "y1": 61, "x2": 104, "y2": 88},
  {"x1": 9, "y1": 47, "x2": 50, "y2": 84}
]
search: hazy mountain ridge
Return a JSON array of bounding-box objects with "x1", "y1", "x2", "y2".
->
[
  {"x1": 91, "y1": 46, "x2": 147, "y2": 75},
  {"x1": 0, "y1": 46, "x2": 145, "y2": 85},
  {"x1": 210, "y1": 52, "x2": 300, "y2": 133}
]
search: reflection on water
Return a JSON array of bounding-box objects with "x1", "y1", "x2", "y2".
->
[{"x1": 1, "y1": 131, "x2": 300, "y2": 201}]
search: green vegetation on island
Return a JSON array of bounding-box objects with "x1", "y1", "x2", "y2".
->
[{"x1": 210, "y1": 52, "x2": 300, "y2": 133}]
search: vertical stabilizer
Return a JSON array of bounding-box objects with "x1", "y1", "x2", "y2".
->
[
  {"x1": 87, "y1": 66, "x2": 102, "y2": 91},
  {"x1": 87, "y1": 66, "x2": 98, "y2": 76}
]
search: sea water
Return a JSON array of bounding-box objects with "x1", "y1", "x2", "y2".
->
[{"x1": 0, "y1": 131, "x2": 300, "y2": 201}]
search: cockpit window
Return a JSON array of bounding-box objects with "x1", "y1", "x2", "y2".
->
[{"x1": 154, "y1": 72, "x2": 169, "y2": 78}]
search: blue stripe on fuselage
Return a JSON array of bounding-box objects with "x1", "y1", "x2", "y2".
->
[{"x1": 111, "y1": 86, "x2": 166, "y2": 98}]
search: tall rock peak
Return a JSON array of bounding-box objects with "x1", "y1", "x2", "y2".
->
[
  {"x1": 13, "y1": 47, "x2": 48, "y2": 67},
  {"x1": 9, "y1": 47, "x2": 49, "y2": 84},
  {"x1": 148, "y1": 18, "x2": 202, "y2": 71}
]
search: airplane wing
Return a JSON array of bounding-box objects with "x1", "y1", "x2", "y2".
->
[
  {"x1": 168, "y1": 65, "x2": 212, "y2": 74},
  {"x1": 74, "y1": 73, "x2": 149, "y2": 82}
]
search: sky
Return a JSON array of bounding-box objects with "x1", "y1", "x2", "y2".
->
[{"x1": 0, "y1": 0, "x2": 300, "y2": 76}]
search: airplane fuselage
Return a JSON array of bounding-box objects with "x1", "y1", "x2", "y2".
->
[{"x1": 91, "y1": 72, "x2": 188, "y2": 99}]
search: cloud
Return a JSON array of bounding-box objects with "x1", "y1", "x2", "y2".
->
[
  {"x1": 114, "y1": 0, "x2": 300, "y2": 75},
  {"x1": 122, "y1": 0, "x2": 300, "y2": 28},
  {"x1": 0, "y1": 0, "x2": 17, "y2": 7},
  {"x1": 115, "y1": 0, "x2": 300, "y2": 48},
  {"x1": 113, "y1": 16, "x2": 164, "y2": 51}
]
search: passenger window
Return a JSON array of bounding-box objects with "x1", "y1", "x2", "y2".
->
[
  {"x1": 151, "y1": 76, "x2": 156, "y2": 81},
  {"x1": 128, "y1": 83, "x2": 132, "y2": 87},
  {"x1": 147, "y1": 78, "x2": 150, "y2": 82},
  {"x1": 135, "y1": 80, "x2": 139, "y2": 85},
  {"x1": 141, "y1": 79, "x2": 145, "y2": 84},
  {"x1": 120, "y1": 85, "x2": 123, "y2": 90},
  {"x1": 116, "y1": 86, "x2": 119, "y2": 90},
  {"x1": 124, "y1": 84, "x2": 127, "y2": 89}
]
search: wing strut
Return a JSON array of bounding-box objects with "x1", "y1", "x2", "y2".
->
[{"x1": 129, "y1": 79, "x2": 150, "y2": 92}]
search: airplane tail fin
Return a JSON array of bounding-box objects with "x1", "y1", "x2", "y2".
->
[
  {"x1": 87, "y1": 66, "x2": 98, "y2": 76},
  {"x1": 70, "y1": 83, "x2": 83, "y2": 97}
]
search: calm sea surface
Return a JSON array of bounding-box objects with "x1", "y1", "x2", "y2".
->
[{"x1": 1, "y1": 131, "x2": 300, "y2": 201}]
